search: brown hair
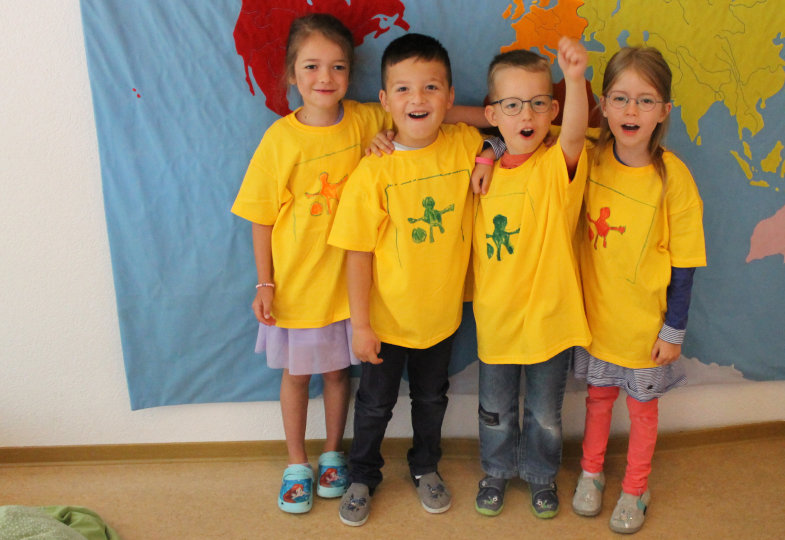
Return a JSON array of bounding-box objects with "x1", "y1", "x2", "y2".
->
[
  {"x1": 284, "y1": 13, "x2": 355, "y2": 83},
  {"x1": 595, "y1": 46, "x2": 672, "y2": 183},
  {"x1": 486, "y1": 49, "x2": 552, "y2": 101}
]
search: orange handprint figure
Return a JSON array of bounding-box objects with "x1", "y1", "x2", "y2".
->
[{"x1": 587, "y1": 207, "x2": 626, "y2": 249}]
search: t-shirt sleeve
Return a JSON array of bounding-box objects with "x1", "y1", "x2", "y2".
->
[
  {"x1": 355, "y1": 101, "x2": 394, "y2": 148},
  {"x1": 231, "y1": 129, "x2": 291, "y2": 225},
  {"x1": 665, "y1": 156, "x2": 707, "y2": 268},
  {"x1": 328, "y1": 158, "x2": 388, "y2": 252}
]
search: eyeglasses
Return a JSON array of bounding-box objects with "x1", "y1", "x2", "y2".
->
[
  {"x1": 489, "y1": 95, "x2": 553, "y2": 115},
  {"x1": 605, "y1": 91, "x2": 666, "y2": 112}
]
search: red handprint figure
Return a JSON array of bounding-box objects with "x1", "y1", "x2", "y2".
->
[{"x1": 587, "y1": 207, "x2": 626, "y2": 249}]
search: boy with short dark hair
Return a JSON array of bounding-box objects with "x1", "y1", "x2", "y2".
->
[{"x1": 328, "y1": 33, "x2": 486, "y2": 526}]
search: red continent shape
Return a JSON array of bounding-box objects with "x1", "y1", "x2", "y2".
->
[{"x1": 234, "y1": 0, "x2": 409, "y2": 116}]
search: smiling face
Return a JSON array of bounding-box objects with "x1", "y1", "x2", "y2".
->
[
  {"x1": 379, "y1": 57, "x2": 454, "y2": 148},
  {"x1": 289, "y1": 32, "x2": 350, "y2": 125},
  {"x1": 484, "y1": 66, "x2": 558, "y2": 155},
  {"x1": 600, "y1": 68, "x2": 672, "y2": 166}
]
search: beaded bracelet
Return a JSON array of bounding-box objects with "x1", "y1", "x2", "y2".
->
[{"x1": 255, "y1": 282, "x2": 275, "y2": 289}]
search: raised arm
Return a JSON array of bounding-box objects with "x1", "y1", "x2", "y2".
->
[{"x1": 556, "y1": 36, "x2": 589, "y2": 169}]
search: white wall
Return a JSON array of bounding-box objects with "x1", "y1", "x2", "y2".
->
[{"x1": 2, "y1": 1, "x2": 783, "y2": 449}]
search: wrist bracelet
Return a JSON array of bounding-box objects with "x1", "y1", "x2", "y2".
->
[
  {"x1": 475, "y1": 156, "x2": 494, "y2": 165},
  {"x1": 256, "y1": 282, "x2": 275, "y2": 289}
]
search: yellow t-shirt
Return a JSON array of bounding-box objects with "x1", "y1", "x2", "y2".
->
[
  {"x1": 231, "y1": 101, "x2": 390, "y2": 328},
  {"x1": 329, "y1": 123, "x2": 484, "y2": 348},
  {"x1": 578, "y1": 144, "x2": 707, "y2": 368},
  {"x1": 473, "y1": 141, "x2": 591, "y2": 364}
]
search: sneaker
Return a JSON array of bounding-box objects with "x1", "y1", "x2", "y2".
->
[
  {"x1": 609, "y1": 490, "x2": 651, "y2": 534},
  {"x1": 475, "y1": 475, "x2": 508, "y2": 516},
  {"x1": 414, "y1": 472, "x2": 452, "y2": 513},
  {"x1": 277, "y1": 464, "x2": 313, "y2": 514},
  {"x1": 572, "y1": 471, "x2": 605, "y2": 517},
  {"x1": 317, "y1": 451, "x2": 349, "y2": 498},
  {"x1": 530, "y1": 482, "x2": 559, "y2": 519},
  {"x1": 339, "y1": 483, "x2": 370, "y2": 527}
]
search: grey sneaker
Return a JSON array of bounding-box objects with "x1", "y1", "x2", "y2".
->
[
  {"x1": 475, "y1": 475, "x2": 508, "y2": 516},
  {"x1": 414, "y1": 472, "x2": 452, "y2": 513},
  {"x1": 339, "y1": 483, "x2": 370, "y2": 527},
  {"x1": 609, "y1": 490, "x2": 651, "y2": 534},
  {"x1": 572, "y1": 471, "x2": 605, "y2": 517}
]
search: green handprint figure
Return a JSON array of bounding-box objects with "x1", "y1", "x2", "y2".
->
[
  {"x1": 486, "y1": 214, "x2": 519, "y2": 261},
  {"x1": 408, "y1": 196, "x2": 454, "y2": 243}
]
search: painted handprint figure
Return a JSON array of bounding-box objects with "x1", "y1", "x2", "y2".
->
[
  {"x1": 486, "y1": 214, "x2": 520, "y2": 260},
  {"x1": 587, "y1": 206, "x2": 626, "y2": 249},
  {"x1": 408, "y1": 196, "x2": 454, "y2": 243}
]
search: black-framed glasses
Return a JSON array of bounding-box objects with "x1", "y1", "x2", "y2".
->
[
  {"x1": 489, "y1": 95, "x2": 553, "y2": 115},
  {"x1": 605, "y1": 91, "x2": 666, "y2": 112}
]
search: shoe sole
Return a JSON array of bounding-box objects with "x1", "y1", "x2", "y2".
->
[
  {"x1": 609, "y1": 522, "x2": 643, "y2": 534},
  {"x1": 475, "y1": 503, "x2": 503, "y2": 517},
  {"x1": 278, "y1": 501, "x2": 311, "y2": 514},
  {"x1": 317, "y1": 485, "x2": 347, "y2": 498},
  {"x1": 421, "y1": 500, "x2": 451, "y2": 514},
  {"x1": 339, "y1": 513, "x2": 368, "y2": 527},
  {"x1": 530, "y1": 506, "x2": 559, "y2": 519},
  {"x1": 572, "y1": 502, "x2": 601, "y2": 517}
]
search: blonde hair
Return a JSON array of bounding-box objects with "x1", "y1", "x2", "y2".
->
[
  {"x1": 486, "y1": 49, "x2": 552, "y2": 100},
  {"x1": 595, "y1": 46, "x2": 672, "y2": 183}
]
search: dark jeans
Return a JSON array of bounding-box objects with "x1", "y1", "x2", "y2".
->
[{"x1": 347, "y1": 334, "x2": 454, "y2": 492}]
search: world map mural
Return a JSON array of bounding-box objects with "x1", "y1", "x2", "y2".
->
[{"x1": 81, "y1": 0, "x2": 785, "y2": 408}]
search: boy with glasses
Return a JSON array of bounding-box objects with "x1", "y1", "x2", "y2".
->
[{"x1": 471, "y1": 37, "x2": 590, "y2": 519}]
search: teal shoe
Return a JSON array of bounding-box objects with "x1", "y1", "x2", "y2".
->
[
  {"x1": 278, "y1": 464, "x2": 313, "y2": 514},
  {"x1": 317, "y1": 451, "x2": 349, "y2": 498}
]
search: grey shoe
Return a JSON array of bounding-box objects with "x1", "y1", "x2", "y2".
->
[
  {"x1": 572, "y1": 471, "x2": 605, "y2": 517},
  {"x1": 414, "y1": 472, "x2": 452, "y2": 513},
  {"x1": 475, "y1": 475, "x2": 508, "y2": 516},
  {"x1": 530, "y1": 482, "x2": 560, "y2": 519},
  {"x1": 339, "y1": 483, "x2": 370, "y2": 527},
  {"x1": 609, "y1": 489, "x2": 651, "y2": 534}
]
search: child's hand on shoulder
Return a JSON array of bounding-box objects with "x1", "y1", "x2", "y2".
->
[
  {"x1": 557, "y1": 36, "x2": 588, "y2": 82},
  {"x1": 253, "y1": 287, "x2": 276, "y2": 326},
  {"x1": 352, "y1": 325, "x2": 382, "y2": 364},
  {"x1": 651, "y1": 337, "x2": 681, "y2": 366},
  {"x1": 365, "y1": 129, "x2": 395, "y2": 157}
]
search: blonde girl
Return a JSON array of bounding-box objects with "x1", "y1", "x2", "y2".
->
[{"x1": 571, "y1": 46, "x2": 706, "y2": 534}]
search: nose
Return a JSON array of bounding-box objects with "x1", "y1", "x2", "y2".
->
[
  {"x1": 411, "y1": 87, "x2": 425, "y2": 103},
  {"x1": 519, "y1": 101, "x2": 534, "y2": 118}
]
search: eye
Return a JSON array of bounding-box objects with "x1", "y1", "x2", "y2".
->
[
  {"x1": 395, "y1": 85, "x2": 408, "y2": 93},
  {"x1": 610, "y1": 94, "x2": 628, "y2": 105},
  {"x1": 426, "y1": 84, "x2": 439, "y2": 91},
  {"x1": 303, "y1": 64, "x2": 317, "y2": 71},
  {"x1": 502, "y1": 99, "x2": 518, "y2": 111},
  {"x1": 333, "y1": 64, "x2": 347, "y2": 71},
  {"x1": 639, "y1": 96, "x2": 657, "y2": 106},
  {"x1": 531, "y1": 97, "x2": 549, "y2": 108}
]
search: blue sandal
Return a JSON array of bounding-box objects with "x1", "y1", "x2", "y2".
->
[
  {"x1": 278, "y1": 464, "x2": 314, "y2": 513},
  {"x1": 317, "y1": 451, "x2": 349, "y2": 498}
]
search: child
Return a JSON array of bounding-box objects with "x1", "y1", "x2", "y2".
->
[
  {"x1": 571, "y1": 46, "x2": 706, "y2": 534},
  {"x1": 471, "y1": 38, "x2": 590, "y2": 520},
  {"x1": 231, "y1": 13, "x2": 393, "y2": 514},
  {"x1": 328, "y1": 33, "x2": 487, "y2": 527}
]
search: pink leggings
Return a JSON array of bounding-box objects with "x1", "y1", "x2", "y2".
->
[{"x1": 580, "y1": 385, "x2": 658, "y2": 495}]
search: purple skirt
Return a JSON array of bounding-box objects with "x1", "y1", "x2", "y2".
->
[{"x1": 256, "y1": 319, "x2": 360, "y2": 376}]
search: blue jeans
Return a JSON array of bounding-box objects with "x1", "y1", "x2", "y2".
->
[
  {"x1": 348, "y1": 335, "x2": 453, "y2": 492},
  {"x1": 477, "y1": 348, "x2": 571, "y2": 485}
]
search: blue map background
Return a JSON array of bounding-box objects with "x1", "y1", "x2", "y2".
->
[{"x1": 80, "y1": 0, "x2": 785, "y2": 409}]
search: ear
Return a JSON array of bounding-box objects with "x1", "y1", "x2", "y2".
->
[
  {"x1": 549, "y1": 99, "x2": 560, "y2": 122},
  {"x1": 484, "y1": 104, "x2": 499, "y2": 127},
  {"x1": 446, "y1": 86, "x2": 455, "y2": 110},
  {"x1": 379, "y1": 89, "x2": 389, "y2": 112},
  {"x1": 658, "y1": 101, "x2": 672, "y2": 123},
  {"x1": 599, "y1": 96, "x2": 608, "y2": 118}
]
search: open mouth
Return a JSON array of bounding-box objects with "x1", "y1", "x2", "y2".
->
[
  {"x1": 520, "y1": 129, "x2": 534, "y2": 137},
  {"x1": 409, "y1": 112, "x2": 429, "y2": 119},
  {"x1": 621, "y1": 124, "x2": 640, "y2": 132}
]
